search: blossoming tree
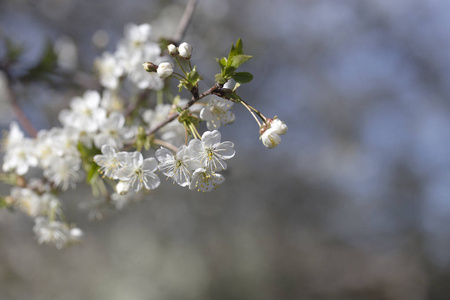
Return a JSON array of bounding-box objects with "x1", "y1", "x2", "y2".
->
[{"x1": 0, "y1": 0, "x2": 287, "y2": 248}]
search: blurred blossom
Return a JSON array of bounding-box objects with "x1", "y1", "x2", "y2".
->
[{"x1": 54, "y1": 36, "x2": 78, "y2": 70}]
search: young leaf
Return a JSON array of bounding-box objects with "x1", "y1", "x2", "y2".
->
[
  {"x1": 231, "y1": 72, "x2": 253, "y2": 84},
  {"x1": 215, "y1": 73, "x2": 227, "y2": 84},
  {"x1": 235, "y1": 38, "x2": 243, "y2": 55},
  {"x1": 87, "y1": 164, "x2": 100, "y2": 184},
  {"x1": 187, "y1": 69, "x2": 200, "y2": 84},
  {"x1": 216, "y1": 57, "x2": 227, "y2": 72},
  {"x1": 230, "y1": 54, "x2": 252, "y2": 69}
]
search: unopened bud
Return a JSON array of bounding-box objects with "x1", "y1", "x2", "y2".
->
[
  {"x1": 143, "y1": 62, "x2": 158, "y2": 72},
  {"x1": 269, "y1": 117, "x2": 287, "y2": 135},
  {"x1": 157, "y1": 62, "x2": 174, "y2": 78},
  {"x1": 167, "y1": 44, "x2": 177, "y2": 56},
  {"x1": 116, "y1": 181, "x2": 130, "y2": 195},
  {"x1": 178, "y1": 42, "x2": 193, "y2": 59}
]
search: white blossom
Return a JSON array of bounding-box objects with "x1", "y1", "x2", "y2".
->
[
  {"x1": 93, "y1": 112, "x2": 133, "y2": 149},
  {"x1": 188, "y1": 130, "x2": 235, "y2": 172},
  {"x1": 199, "y1": 95, "x2": 235, "y2": 130},
  {"x1": 270, "y1": 117, "x2": 288, "y2": 135},
  {"x1": 43, "y1": 156, "x2": 81, "y2": 190},
  {"x1": 95, "y1": 52, "x2": 124, "y2": 90},
  {"x1": 260, "y1": 127, "x2": 281, "y2": 149},
  {"x1": 93, "y1": 145, "x2": 121, "y2": 179},
  {"x1": 10, "y1": 187, "x2": 59, "y2": 217},
  {"x1": 33, "y1": 217, "x2": 82, "y2": 249},
  {"x1": 156, "y1": 146, "x2": 202, "y2": 187},
  {"x1": 189, "y1": 168, "x2": 225, "y2": 192},
  {"x1": 2, "y1": 122, "x2": 38, "y2": 175},
  {"x1": 116, "y1": 151, "x2": 160, "y2": 192},
  {"x1": 123, "y1": 23, "x2": 152, "y2": 48},
  {"x1": 59, "y1": 90, "x2": 107, "y2": 139}
]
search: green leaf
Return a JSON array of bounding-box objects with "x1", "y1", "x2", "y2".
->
[
  {"x1": 217, "y1": 57, "x2": 227, "y2": 72},
  {"x1": 223, "y1": 66, "x2": 236, "y2": 78},
  {"x1": 231, "y1": 72, "x2": 253, "y2": 84},
  {"x1": 230, "y1": 54, "x2": 252, "y2": 69},
  {"x1": 215, "y1": 73, "x2": 227, "y2": 84},
  {"x1": 87, "y1": 164, "x2": 100, "y2": 184},
  {"x1": 235, "y1": 38, "x2": 243, "y2": 55},
  {"x1": 228, "y1": 92, "x2": 241, "y2": 101},
  {"x1": 23, "y1": 39, "x2": 58, "y2": 80},
  {"x1": 228, "y1": 44, "x2": 237, "y2": 63},
  {"x1": 187, "y1": 69, "x2": 200, "y2": 84},
  {"x1": 0, "y1": 197, "x2": 7, "y2": 209}
]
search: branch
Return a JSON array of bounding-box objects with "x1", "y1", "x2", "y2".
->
[
  {"x1": 2, "y1": 71, "x2": 38, "y2": 138},
  {"x1": 146, "y1": 83, "x2": 221, "y2": 137},
  {"x1": 172, "y1": 0, "x2": 198, "y2": 43}
]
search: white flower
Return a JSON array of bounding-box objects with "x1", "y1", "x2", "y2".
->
[
  {"x1": 123, "y1": 23, "x2": 152, "y2": 48},
  {"x1": 178, "y1": 42, "x2": 193, "y2": 59},
  {"x1": 93, "y1": 145, "x2": 121, "y2": 179},
  {"x1": 93, "y1": 112, "x2": 132, "y2": 149},
  {"x1": 157, "y1": 62, "x2": 174, "y2": 78},
  {"x1": 10, "y1": 187, "x2": 59, "y2": 217},
  {"x1": 167, "y1": 44, "x2": 177, "y2": 55},
  {"x1": 59, "y1": 90, "x2": 107, "y2": 135},
  {"x1": 270, "y1": 117, "x2": 288, "y2": 135},
  {"x1": 156, "y1": 146, "x2": 202, "y2": 187},
  {"x1": 95, "y1": 52, "x2": 124, "y2": 90},
  {"x1": 33, "y1": 217, "x2": 82, "y2": 249},
  {"x1": 199, "y1": 95, "x2": 235, "y2": 130},
  {"x1": 188, "y1": 130, "x2": 235, "y2": 172},
  {"x1": 2, "y1": 122, "x2": 38, "y2": 175},
  {"x1": 260, "y1": 127, "x2": 281, "y2": 149},
  {"x1": 189, "y1": 168, "x2": 225, "y2": 192},
  {"x1": 116, "y1": 152, "x2": 160, "y2": 192},
  {"x1": 44, "y1": 155, "x2": 81, "y2": 190},
  {"x1": 123, "y1": 43, "x2": 166, "y2": 90}
]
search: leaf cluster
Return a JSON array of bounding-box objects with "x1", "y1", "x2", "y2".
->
[{"x1": 215, "y1": 38, "x2": 253, "y2": 85}]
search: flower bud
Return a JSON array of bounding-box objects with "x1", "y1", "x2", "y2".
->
[
  {"x1": 270, "y1": 118, "x2": 288, "y2": 135},
  {"x1": 70, "y1": 228, "x2": 83, "y2": 239},
  {"x1": 143, "y1": 61, "x2": 158, "y2": 72},
  {"x1": 178, "y1": 42, "x2": 193, "y2": 59},
  {"x1": 167, "y1": 44, "x2": 177, "y2": 56},
  {"x1": 157, "y1": 62, "x2": 174, "y2": 78},
  {"x1": 116, "y1": 181, "x2": 130, "y2": 195},
  {"x1": 260, "y1": 127, "x2": 281, "y2": 149}
]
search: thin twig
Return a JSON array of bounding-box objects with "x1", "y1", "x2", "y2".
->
[
  {"x1": 145, "y1": 83, "x2": 221, "y2": 137},
  {"x1": 3, "y1": 72, "x2": 38, "y2": 138},
  {"x1": 153, "y1": 138, "x2": 178, "y2": 153},
  {"x1": 172, "y1": 0, "x2": 198, "y2": 43}
]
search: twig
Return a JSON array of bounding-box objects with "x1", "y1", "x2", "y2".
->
[
  {"x1": 172, "y1": 0, "x2": 198, "y2": 43},
  {"x1": 145, "y1": 83, "x2": 221, "y2": 137},
  {"x1": 2, "y1": 71, "x2": 38, "y2": 138}
]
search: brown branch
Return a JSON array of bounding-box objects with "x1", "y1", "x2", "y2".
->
[
  {"x1": 3, "y1": 72, "x2": 38, "y2": 138},
  {"x1": 172, "y1": 0, "x2": 198, "y2": 43},
  {"x1": 145, "y1": 83, "x2": 221, "y2": 137}
]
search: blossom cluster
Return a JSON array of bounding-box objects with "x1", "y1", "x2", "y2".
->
[
  {"x1": 95, "y1": 23, "x2": 167, "y2": 90},
  {"x1": 0, "y1": 20, "x2": 286, "y2": 249}
]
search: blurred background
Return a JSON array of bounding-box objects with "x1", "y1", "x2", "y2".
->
[{"x1": 1, "y1": 0, "x2": 450, "y2": 299}]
